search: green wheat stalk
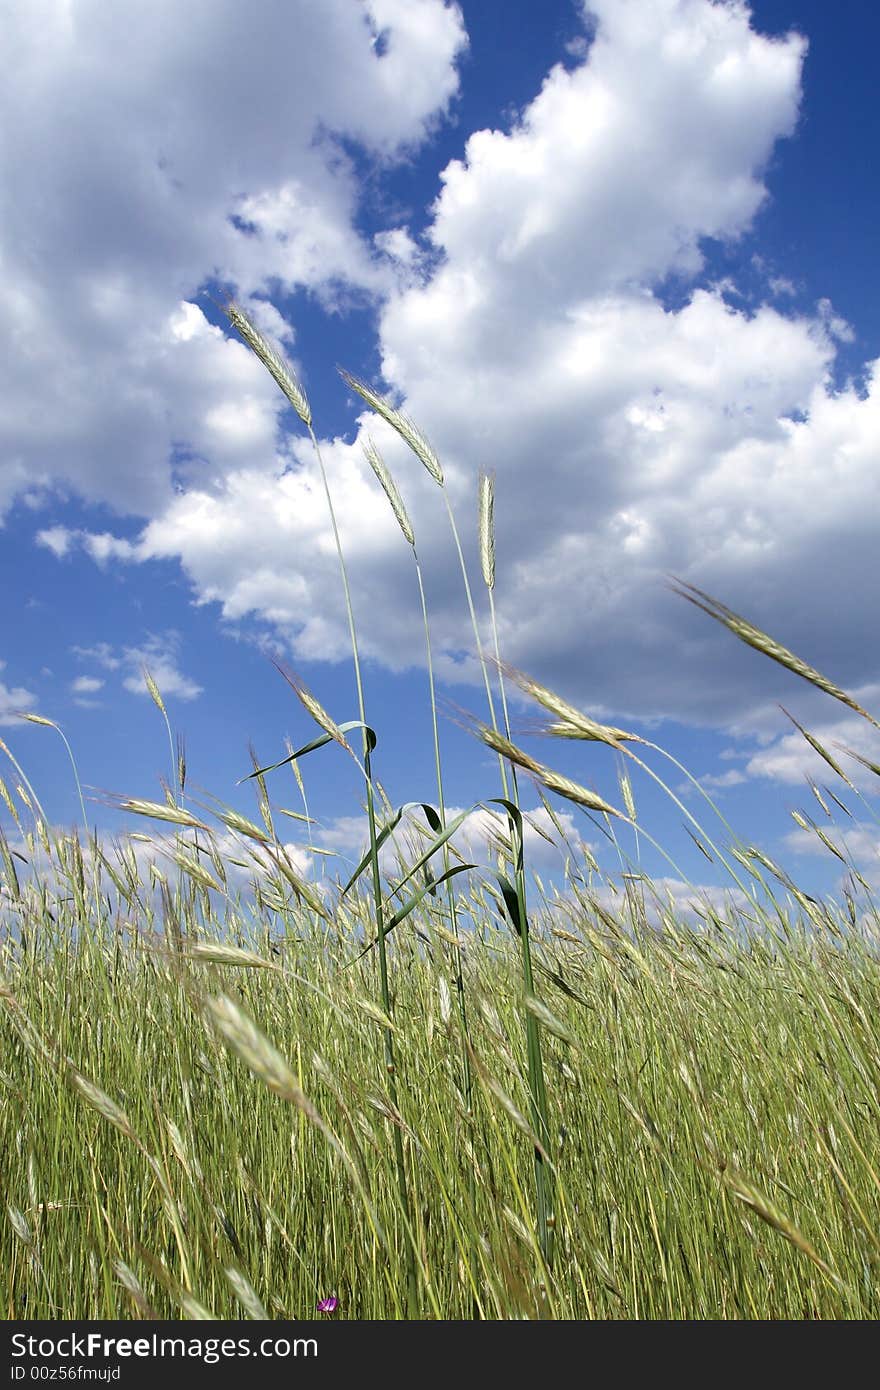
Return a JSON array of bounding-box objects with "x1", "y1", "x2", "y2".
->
[{"x1": 225, "y1": 302, "x2": 419, "y2": 1316}]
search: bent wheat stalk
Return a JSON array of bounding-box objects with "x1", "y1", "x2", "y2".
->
[
  {"x1": 671, "y1": 579, "x2": 880, "y2": 729},
  {"x1": 363, "y1": 434, "x2": 481, "y2": 1296},
  {"x1": 225, "y1": 303, "x2": 419, "y2": 1317},
  {"x1": 340, "y1": 370, "x2": 510, "y2": 799}
]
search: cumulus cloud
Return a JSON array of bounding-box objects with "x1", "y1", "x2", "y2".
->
[
  {"x1": 16, "y1": 0, "x2": 880, "y2": 758},
  {"x1": 73, "y1": 634, "x2": 202, "y2": 702},
  {"x1": 0, "y1": 0, "x2": 466, "y2": 516},
  {"x1": 738, "y1": 701, "x2": 880, "y2": 789},
  {"x1": 0, "y1": 824, "x2": 318, "y2": 923},
  {"x1": 545, "y1": 873, "x2": 756, "y2": 934},
  {"x1": 696, "y1": 769, "x2": 748, "y2": 791},
  {"x1": 450, "y1": 802, "x2": 586, "y2": 868},
  {"x1": 0, "y1": 662, "x2": 36, "y2": 726},
  {"x1": 35, "y1": 526, "x2": 73, "y2": 559},
  {"x1": 425, "y1": 0, "x2": 802, "y2": 297},
  {"x1": 634, "y1": 875, "x2": 754, "y2": 928},
  {"x1": 785, "y1": 822, "x2": 880, "y2": 891},
  {"x1": 314, "y1": 800, "x2": 586, "y2": 879},
  {"x1": 113, "y1": 826, "x2": 316, "y2": 897},
  {"x1": 70, "y1": 671, "x2": 106, "y2": 709}
]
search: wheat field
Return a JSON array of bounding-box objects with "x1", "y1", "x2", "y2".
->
[{"x1": 2, "y1": 308, "x2": 879, "y2": 1320}]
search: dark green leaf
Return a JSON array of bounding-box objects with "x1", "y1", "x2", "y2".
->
[{"x1": 348, "y1": 864, "x2": 475, "y2": 965}]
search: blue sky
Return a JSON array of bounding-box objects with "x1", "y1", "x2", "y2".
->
[{"x1": 2, "y1": 0, "x2": 879, "y2": 912}]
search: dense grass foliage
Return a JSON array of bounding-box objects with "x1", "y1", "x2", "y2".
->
[{"x1": 3, "y1": 854, "x2": 880, "y2": 1319}]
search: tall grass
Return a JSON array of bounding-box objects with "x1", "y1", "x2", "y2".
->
[
  {"x1": 226, "y1": 302, "x2": 420, "y2": 1317},
  {"x1": 2, "y1": 329, "x2": 880, "y2": 1320},
  {"x1": 4, "y1": 846, "x2": 880, "y2": 1319}
]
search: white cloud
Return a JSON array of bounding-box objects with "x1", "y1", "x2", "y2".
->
[
  {"x1": 785, "y1": 822, "x2": 880, "y2": 890},
  {"x1": 38, "y1": 525, "x2": 143, "y2": 566},
  {"x1": 72, "y1": 643, "x2": 122, "y2": 672},
  {"x1": 549, "y1": 873, "x2": 755, "y2": 932},
  {"x1": 0, "y1": 661, "x2": 36, "y2": 726},
  {"x1": 425, "y1": 0, "x2": 803, "y2": 296},
  {"x1": 643, "y1": 876, "x2": 754, "y2": 927},
  {"x1": 693, "y1": 768, "x2": 748, "y2": 791},
  {"x1": 374, "y1": 228, "x2": 421, "y2": 266},
  {"x1": 740, "y1": 703, "x2": 880, "y2": 788},
  {"x1": 815, "y1": 296, "x2": 855, "y2": 344},
  {"x1": 35, "y1": 526, "x2": 73, "y2": 559},
  {"x1": 16, "y1": 0, "x2": 880, "y2": 745},
  {"x1": 0, "y1": 0, "x2": 466, "y2": 516},
  {"x1": 65, "y1": 673, "x2": 104, "y2": 712},
  {"x1": 82, "y1": 533, "x2": 141, "y2": 566},
  {"x1": 0, "y1": 824, "x2": 318, "y2": 914},
  {"x1": 768, "y1": 275, "x2": 797, "y2": 298},
  {"x1": 373, "y1": 228, "x2": 427, "y2": 289},
  {"x1": 451, "y1": 803, "x2": 584, "y2": 868},
  {"x1": 314, "y1": 800, "x2": 586, "y2": 880},
  {"x1": 74, "y1": 634, "x2": 202, "y2": 702}
]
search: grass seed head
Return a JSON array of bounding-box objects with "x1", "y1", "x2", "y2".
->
[
  {"x1": 478, "y1": 471, "x2": 496, "y2": 591},
  {"x1": 478, "y1": 726, "x2": 544, "y2": 776},
  {"x1": 0, "y1": 776, "x2": 19, "y2": 822},
  {"x1": 186, "y1": 942, "x2": 280, "y2": 971},
  {"x1": 781, "y1": 708, "x2": 856, "y2": 789},
  {"x1": 340, "y1": 369, "x2": 443, "y2": 485},
  {"x1": 217, "y1": 809, "x2": 272, "y2": 844},
  {"x1": 619, "y1": 768, "x2": 637, "y2": 821},
  {"x1": 119, "y1": 798, "x2": 209, "y2": 830},
  {"x1": 205, "y1": 993, "x2": 322, "y2": 1123},
  {"x1": 7, "y1": 1204, "x2": 32, "y2": 1246},
  {"x1": 225, "y1": 1266, "x2": 269, "y2": 1320},
  {"x1": 479, "y1": 726, "x2": 622, "y2": 816},
  {"x1": 438, "y1": 975, "x2": 452, "y2": 1026},
  {"x1": 539, "y1": 768, "x2": 622, "y2": 817},
  {"x1": 168, "y1": 849, "x2": 222, "y2": 894},
  {"x1": 276, "y1": 667, "x2": 347, "y2": 746},
  {"x1": 114, "y1": 1261, "x2": 158, "y2": 1320},
  {"x1": 69, "y1": 1070, "x2": 141, "y2": 1147},
  {"x1": 226, "y1": 301, "x2": 311, "y2": 428},
  {"x1": 501, "y1": 665, "x2": 639, "y2": 748},
  {"x1": 672, "y1": 579, "x2": 880, "y2": 730},
  {"x1": 363, "y1": 436, "x2": 415, "y2": 546},
  {"x1": 143, "y1": 668, "x2": 166, "y2": 715}
]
